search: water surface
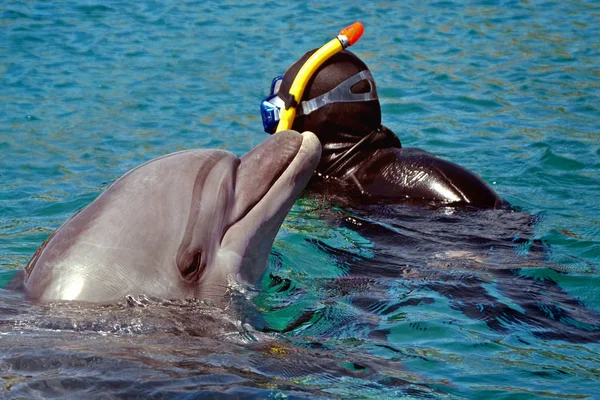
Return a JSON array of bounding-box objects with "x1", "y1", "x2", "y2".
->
[{"x1": 1, "y1": 1, "x2": 599, "y2": 398}]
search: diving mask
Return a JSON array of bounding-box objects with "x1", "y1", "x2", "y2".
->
[{"x1": 260, "y1": 69, "x2": 378, "y2": 134}]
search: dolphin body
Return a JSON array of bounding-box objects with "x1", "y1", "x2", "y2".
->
[{"x1": 24, "y1": 130, "x2": 321, "y2": 304}]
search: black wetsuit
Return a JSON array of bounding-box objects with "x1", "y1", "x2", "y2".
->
[{"x1": 308, "y1": 126, "x2": 508, "y2": 209}]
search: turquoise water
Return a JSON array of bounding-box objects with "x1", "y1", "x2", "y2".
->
[{"x1": 1, "y1": 0, "x2": 599, "y2": 398}]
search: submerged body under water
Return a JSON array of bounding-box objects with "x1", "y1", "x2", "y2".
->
[
  {"x1": 292, "y1": 190, "x2": 600, "y2": 343},
  {"x1": 2, "y1": 0, "x2": 599, "y2": 398}
]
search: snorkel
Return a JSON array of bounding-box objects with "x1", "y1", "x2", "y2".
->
[{"x1": 274, "y1": 22, "x2": 365, "y2": 133}]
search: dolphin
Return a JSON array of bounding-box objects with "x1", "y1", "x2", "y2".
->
[{"x1": 24, "y1": 130, "x2": 321, "y2": 304}]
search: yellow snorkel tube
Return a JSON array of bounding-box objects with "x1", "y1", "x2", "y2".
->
[{"x1": 275, "y1": 22, "x2": 365, "y2": 133}]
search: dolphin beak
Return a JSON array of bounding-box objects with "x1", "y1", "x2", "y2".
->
[
  {"x1": 218, "y1": 130, "x2": 321, "y2": 284},
  {"x1": 230, "y1": 130, "x2": 321, "y2": 224}
]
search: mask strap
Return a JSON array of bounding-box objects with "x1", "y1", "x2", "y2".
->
[{"x1": 298, "y1": 70, "x2": 377, "y2": 117}]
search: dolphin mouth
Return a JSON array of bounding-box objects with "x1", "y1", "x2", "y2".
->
[{"x1": 228, "y1": 130, "x2": 322, "y2": 225}]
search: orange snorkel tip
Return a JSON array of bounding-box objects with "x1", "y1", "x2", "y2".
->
[{"x1": 339, "y1": 22, "x2": 364, "y2": 48}]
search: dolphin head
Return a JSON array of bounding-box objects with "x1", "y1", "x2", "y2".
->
[{"x1": 25, "y1": 130, "x2": 321, "y2": 303}]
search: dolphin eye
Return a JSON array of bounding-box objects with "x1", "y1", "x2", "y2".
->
[{"x1": 181, "y1": 251, "x2": 206, "y2": 282}]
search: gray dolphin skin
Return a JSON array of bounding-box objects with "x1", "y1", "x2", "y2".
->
[{"x1": 24, "y1": 130, "x2": 321, "y2": 304}]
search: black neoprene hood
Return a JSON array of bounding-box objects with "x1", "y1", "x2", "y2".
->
[{"x1": 279, "y1": 49, "x2": 382, "y2": 144}]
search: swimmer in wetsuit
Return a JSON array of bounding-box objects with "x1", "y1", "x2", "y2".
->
[
  {"x1": 257, "y1": 28, "x2": 600, "y2": 344},
  {"x1": 261, "y1": 49, "x2": 508, "y2": 209}
]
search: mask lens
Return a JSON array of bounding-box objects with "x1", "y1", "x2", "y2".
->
[
  {"x1": 270, "y1": 76, "x2": 283, "y2": 95},
  {"x1": 261, "y1": 76, "x2": 285, "y2": 134}
]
